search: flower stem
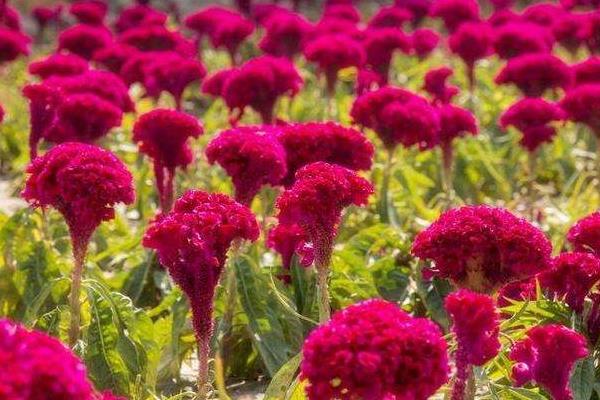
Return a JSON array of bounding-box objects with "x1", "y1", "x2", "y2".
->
[
  {"x1": 441, "y1": 141, "x2": 455, "y2": 209},
  {"x1": 68, "y1": 241, "x2": 87, "y2": 347},
  {"x1": 316, "y1": 264, "x2": 330, "y2": 323},
  {"x1": 378, "y1": 148, "x2": 396, "y2": 225},
  {"x1": 196, "y1": 332, "x2": 211, "y2": 400},
  {"x1": 527, "y1": 149, "x2": 538, "y2": 220},
  {"x1": 451, "y1": 351, "x2": 472, "y2": 400}
]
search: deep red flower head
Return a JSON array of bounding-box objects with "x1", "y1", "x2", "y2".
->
[
  {"x1": 575, "y1": 12, "x2": 600, "y2": 54},
  {"x1": 489, "y1": 0, "x2": 513, "y2": 10},
  {"x1": 119, "y1": 26, "x2": 194, "y2": 57},
  {"x1": 438, "y1": 104, "x2": 478, "y2": 144},
  {"x1": 487, "y1": 9, "x2": 521, "y2": 27},
  {"x1": 114, "y1": 4, "x2": 167, "y2": 33},
  {"x1": 301, "y1": 299, "x2": 449, "y2": 400},
  {"x1": 553, "y1": 13, "x2": 587, "y2": 54},
  {"x1": 499, "y1": 98, "x2": 565, "y2": 152},
  {"x1": 22, "y1": 142, "x2": 134, "y2": 245},
  {"x1": 208, "y1": 13, "x2": 254, "y2": 58},
  {"x1": 0, "y1": 28, "x2": 30, "y2": 64},
  {"x1": 267, "y1": 223, "x2": 312, "y2": 270},
  {"x1": 492, "y1": 22, "x2": 553, "y2": 59},
  {"x1": 448, "y1": 21, "x2": 492, "y2": 70},
  {"x1": 69, "y1": 0, "x2": 108, "y2": 25},
  {"x1": 57, "y1": 24, "x2": 111, "y2": 60},
  {"x1": 1, "y1": 5, "x2": 22, "y2": 31},
  {"x1": 430, "y1": 0, "x2": 480, "y2": 32},
  {"x1": 351, "y1": 86, "x2": 440, "y2": 150},
  {"x1": 93, "y1": 43, "x2": 140, "y2": 74},
  {"x1": 567, "y1": 212, "x2": 600, "y2": 254},
  {"x1": 412, "y1": 205, "x2": 553, "y2": 293},
  {"x1": 495, "y1": 54, "x2": 572, "y2": 97},
  {"x1": 259, "y1": 12, "x2": 313, "y2": 58},
  {"x1": 412, "y1": 28, "x2": 439, "y2": 59},
  {"x1": 32, "y1": 5, "x2": 63, "y2": 30},
  {"x1": 206, "y1": 125, "x2": 287, "y2": 205},
  {"x1": 560, "y1": 84, "x2": 600, "y2": 135},
  {"x1": 323, "y1": 4, "x2": 361, "y2": 24},
  {"x1": 0, "y1": 319, "x2": 95, "y2": 400},
  {"x1": 28, "y1": 53, "x2": 89, "y2": 80},
  {"x1": 445, "y1": 289, "x2": 500, "y2": 366},
  {"x1": 276, "y1": 162, "x2": 373, "y2": 266},
  {"x1": 573, "y1": 57, "x2": 600, "y2": 86},
  {"x1": 356, "y1": 68, "x2": 385, "y2": 95},
  {"x1": 497, "y1": 278, "x2": 536, "y2": 308},
  {"x1": 522, "y1": 3, "x2": 564, "y2": 27},
  {"x1": 276, "y1": 122, "x2": 374, "y2": 186},
  {"x1": 561, "y1": 0, "x2": 600, "y2": 9},
  {"x1": 367, "y1": 6, "x2": 412, "y2": 29},
  {"x1": 252, "y1": 3, "x2": 292, "y2": 25},
  {"x1": 312, "y1": 17, "x2": 363, "y2": 41},
  {"x1": 510, "y1": 325, "x2": 588, "y2": 400},
  {"x1": 423, "y1": 67, "x2": 459, "y2": 105},
  {"x1": 395, "y1": 0, "x2": 432, "y2": 25},
  {"x1": 363, "y1": 28, "x2": 411, "y2": 82},
  {"x1": 201, "y1": 68, "x2": 233, "y2": 97},
  {"x1": 184, "y1": 6, "x2": 238, "y2": 38},
  {"x1": 22, "y1": 83, "x2": 61, "y2": 158},
  {"x1": 539, "y1": 252, "x2": 600, "y2": 313}
]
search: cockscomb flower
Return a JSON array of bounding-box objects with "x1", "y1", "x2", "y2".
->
[
  {"x1": 553, "y1": 13, "x2": 586, "y2": 54},
  {"x1": 499, "y1": 98, "x2": 565, "y2": 152},
  {"x1": 119, "y1": 25, "x2": 194, "y2": 57},
  {"x1": 412, "y1": 205, "x2": 552, "y2": 293},
  {"x1": 252, "y1": 3, "x2": 291, "y2": 25},
  {"x1": 488, "y1": 9, "x2": 521, "y2": 27},
  {"x1": 57, "y1": 24, "x2": 111, "y2": 60},
  {"x1": 497, "y1": 278, "x2": 536, "y2": 308},
  {"x1": 184, "y1": 6, "x2": 237, "y2": 39},
  {"x1": 115, "y1": 4, "x2": 167, "y2": 33},
  {"x1": 1, "y1": 4, "x2": 22, "y2": 31},
  {"x1": 430, "y1": 0, "x2": 480, "y2": 32},
  {"x1": 356, "y1": 68, "x2": 384, "y2": 95},
  {"x1": 28, "y1": 53, "x2": 89, "y2": 80},
  {"x1": 0, "y1": 28, "x2": 30, "y2": 64},
  {"x1": 206, "y1": 126, "x2": 287, "y2": 205},
  {"x1": 267, "y1": 223, "x2": 312, "y2": 271},
  {"x1": 572, "y1": 57, "x2": 600, "y2": 86},
  {"x1": 522, "y1": 3, "x2": 564, "y2": 27},
  {"x1": 301, "y1": 299, "x2": 449, "y2": 400},
  {"x1": 93, "y1": 42, "x2": 139, "y2": 74},
  {"x1": 208, "y1": 13, "x2": 254, "y2": 64},
  {"x1": 367, "y1": 6, "x2": 412, "y2": 29},
  {"x1": 489, "y1": 0, "x2": 513, "y2": 9},
  {"x1": 311, "y1": 17, "x2": 363, "y2": 41},
  {"x1": 560, "y1": 84, "x2": 600, "y2": 136},
  {"x1": 0, "y1": 319, "x2": 96, "y2": 399},
  {"x1": 133, "y1": 109, "x2": 203, "y2": 211},
  {"x1": 438, "y1": 104, "x2": 477, "y2": 147},
  {"x1": 568, "y1": 212, "x2": 600, "y2": 254},
  {"x1": 492, "y1": 22, "x2": 553, "y2": 60},
  {"x1": 351, "y1": 86, "x2": 440, "y2": 151},
  {"x1": 510, "y1": 325, "x2": 588, "y2": 400},
  {"x1": 448, "y1": 21, "x2": 492, "y2": 90},
  {"x1": 445, "y1": 290, "x2": 500, "y2": 400},
  {"x1": 259, "y1": 12, "x2": 313, "y2": 59},
  {"x1": 495, "y1": 54, "x2": 572, "y2": 97},
  {"x1": 143, "y1": 190, "x2": 258, "y2": 398},
  {"x1": 22, "y1": 82, "x2": 61, "y2": 159},
  {"x1": 363, "y1": 28, "x2": 411, "y2": 84},
  {"x1": 396, "y1": 0, "x2": 431, "y2": 25},
  {"x1": 578, "y1": 11, "x2": 600, "y2": 54},
  {"x1": 304, "y1": 34, "x2": 365, "y2": 95},
  {"x1": 322, "y1": 4, "x2": 361, "y2": 23},
  {"x1": 69, "y1": 0, "x2": 107, "y2": 25},
  {"x1": 201, "y1": 68, "x2": 233, "y2": 97},
  {"x1": 423, "y1": 67, "x2": 459, "y2": 105},
  {"x1": 412, "y1": 28, "x2": 439, "y2": 59},
  {"x1": 32, "y1": 5, "x2": 63, "y2": 34}
]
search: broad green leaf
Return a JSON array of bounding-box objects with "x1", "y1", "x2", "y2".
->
[{"x1": 264, "y1": 353, "x2": 302, "y2": 400}]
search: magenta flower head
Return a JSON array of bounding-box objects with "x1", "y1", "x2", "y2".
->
[
  {"x1": 304, "y1": 34, "x2": 365, "y2": 95},
  {"x1": 184, "y1": 6, "x2": 236, "y2": 39},
  {"x1": 22, "y1": 83, "x2": 61, "y2": 159},
  {"x1": 412, "y1": 205, "x2": 552, "y2": 293},
  {"x1": 553, "y1": 13, "x2": 586, "y2": 54},
  {"x1": 423, "y1": 67, "x2": 459, "y2": 105},
  {"x1": 119, "y1": 25, "x2": 194, "y2": 57},
  {"x1": 430, "y1": 0, "x2": 480, "y2": 32},
  {"x1": 448, "y1": 21, "x2": 493, "y2": 89},
  {"x1": 323, "y1": 4, "x2": 361, "y2": 24},
  {"x1": 1, "y1": 4, "x2": 22, "y2": 32},
  {"x1": 0, "y1": 27, "x2": 30, "y2": 64},
  {"x1": 495, "y1": 54, "x2": 572, "y2": 97},
  {"x1": 201, "y1": 68, "x2": 233, "y2": 97},
  {"x1": 69, "y1": 0, "x2": 108, "y2": 25},
  {"x1": 356, "y1": 68, "x2": 385, "y2": 95},
  {"x1": 560, "y1": 84, "x2": 600, "y2": 136},
  {"x1": 206, "y1": 126, "x2": 287, "y2": 205},
  {"x1": 0, "y1": 319, "x2": 95, "y2": 399},
  {"x1": 312, "y1": 17, "x2": 363, "y2": 41},
  {"x1": 208, "y1": 12, "x2": 254, "y2": 63},
  {"x1": 510, "y1": 325, "x2": 588, "y2": 400},
  {"x1": 499, "y1": 98, "x2": 565, "y2": 152},
  {"x1": 28, "y1": 53, "x2": 89, "y2": 80},
  {"x1": 363, "y1": 28, "x2": 411, "y2": 83},
  {"x1": 22, "y1": 142, "x2": 134, "y2": 250},
  {"x1": 412, "y1": 28, "x2": 439, "y2": 59},
  {"x1": 487, "y1": 9, "x2": 521, "y2": 27},
  {"x1": 267, "y1": 223, "x2": 311, "y2": 270},
  {"x1": 497, "y1": 278, "x2": 536, "y2": 308},
  {"x1": 259, "y1": 12, "x2": 313, "y2": 59},
  {"x1": 522, "y1": 3, "x2": 564, "y2": 27},
  {"x1": 572, "y1": 57, "x2": 600, "y2": 86},
  {"x1": 492, "y1": 22, "x2": 553, "y2": 60},
  {"x1": 58, "y1": 24, "x2": 112, "y2": 60},
  {"x1": 438, "y1": 104, "x2": 478, "y2": 145},
  {"x1": 351, "y1": 86, "x2": 440, "y2": 151},
  {"x1": 133, "y1": 109, "x2": 203, "y2": 211},
  {"x1": 539, "y1": 252, "x2": 600, "y2": 313},
  {"x1": 301, "y1": 299, "x2": 449, "y2": 400},
  {"x1": 568, "y1": 212, "x2": 600, "y2": 254},
  {"x1": 395, "y1": 0, "x2": 432, "y2": 25},
  {"x1": 31, "y1": 5, "x2": 62, "y2": 33},
  {"x1": 367, "y1": 6, "x2": 412, "y2": 29},
  {"x1": 93, "y1": 43, "x2": 140, "y2": 74},
  {"x1": 114, "y1": 4, "x2": 167, "y2": 33}
]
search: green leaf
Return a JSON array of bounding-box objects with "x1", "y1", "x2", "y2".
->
[
  {"x1": 264, "y1": 353, "x2": 302, "y2": 400},
  {"x1": 570, "y1": 357, "x2": 594, "y2": 400}
]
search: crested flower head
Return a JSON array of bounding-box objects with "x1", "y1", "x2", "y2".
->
[
  {"x1": 259, "y1": 12, "x2": 313, "y2": 58},
  {"x1": 0, "y1": 28, "x2": 30, "y2": 64},
  {"x1": 430, "y1": 0, "x2": 480, "y2": 32},
  {"x1": 579, "y1": 11, "x2": 600, "y2": 54},
  {"x1": 301, "y1": 299, "x2": 449, "y2": 400},
  {"x1": 206, "y1": 126, "x2": 287, "y2": 205},
  {"x1": 438, "y1": 104, "x2": 478, "y2": 144},
  {"x1": 423, "y1": 67, "x2": 459, "y2": 104},
  {"x1": 355, "y1": 68, "x2": 384, "y2": 95},
  {"x1": 572, "y1": 57, "x2": 600, "y2": 86},
  {"x1": 208, "y1": 12, "x2": 254, "y2": 59},
  {"x1": 495, "y1": 54, "x2": 572, "y2": 97},
  {"x1": 492, "y1": 22, "x2": 553, "y2": 60},
  {"x1": 312, "y1": 17, "x2": 363, "y2": 41},
  {"x1": 69, "y1": 0, "x2": 108, "y2": 25},
  {"x1": 560, "y1": 84, "x2": 600, "y2": 135},
  {"x1": 267, "y1": 223, "x2": 312, "y2": 270},
  {"x1": 412, "y1": 28, "x2": 439, "y2": 59},
  {"x1": 201, "y1": 68, "x2": 233, "y2": 97},
  {"x1": 119, "y1": 25, "x2": 194, "y2": 57},
  {"x1": 395, "y1": 0, "x2": 432, "y2": 25},
  {"x1": 22, "y1": 143, "x2": 134, "y2": 246},
  {"x1": 367, "y1": 6, "x2": 412, "y2": 29},
  {"x1": 115, "y1": 4, "x2": 167, "y2": 33},
  {"x1": 510, "y1": 325, "x2": 588, "y2": 400},
  {"x1": 553, "y1": 13, "x2": 586, "y2": 54},
  {"x1": 448, "y1": 21, "x2": 492, "y2": 71},
  {"x1": 57, "y1": 24, "x2": 112, "y2": 60},
  {"x1": 568, "y1": 212, "x2": 600, "y2": 254},
  {"x1": 32, "y1": 5, "x2": 63, "y2": 31},
  {"x1": 497, "y1": 278, "x2": 536, "y2": 308},
  {"x1": 92, "y1": 42, "x2": 140, "y2": 74},
  {"x1": 412, "y1": 205, "x2": 552, "y2": 293},
  {"x1": 522, "y1": 3, "x2": 564, "y2": 27},
  {"x1": 28, "y1": 53, "x2": 89, "y2": 80},
  {"x1": 184, "y1": 6, "x2": 237, "y2": 38},
  {"x1": 1, "y1": 5, "x2": 23, "y2": 32},
  {"x1": 363, "y1": 28, "x2": 411, "y2": 82},
  {"x1": 22, "y1": 83, "x2": 61, "y2": 158},
  {"x1": 323, "y1": 4, "x2": 361, "y2": 23}
]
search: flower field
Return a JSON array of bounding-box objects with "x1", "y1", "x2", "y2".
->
[{"x1": 3, "y1": 0, "x2": 600, "y2": 399}]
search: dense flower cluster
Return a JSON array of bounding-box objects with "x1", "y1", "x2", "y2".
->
[
  {"x1": 69, "y1": 0, "x2": 107, "y2": 25},
  {"x1": 301, "y1": 299, "x2": 449, "y2": 400},
  {"x1": 32, "y1": 5, "x2": 63, "y2": 33},
  {"x1": 93, "y1": 42, "x2": 138, "y2": 74},
  {"x1": 28, "y1": 53, "x2": 89, "y2": 80},
  {"x1": 412, "y1": 28, "x2": 439, "y2": 58},
  {"x1": 412, "y1": 205, "x2": 552, "y2": 293},
  {"x1": 423, "y1": 67, "x2": 459, "y2": 104},
  {"x1": 114, "y1": 4, "x2": 167, "y2": 33},
  {"x1": 448, "y1": 22, "x2": 492, "y2": 88},
  {"x1": 497, "y1": 278, "x2": 536, "y2": 307},
  {"x1": 492, "y1": 22, "x2": 553, "y2": 59},
  {"x1": 0, "y1": 27, "x2": 30, "y2": 64},
  {"x1": 363, "y1": 28, "x2": 411, "y2": 83},
  {"x1": 438, "y1": 104, "x2": 478, "y2": 145},
  {"x1": 57, "y1": 24, "x2": 112, "y2": 60},
  {"x1": 560, "y1": 84, "x2": 600, "y2": 135},
  {"x1": 368, "y1": 6, "x2": 412, "y2": 29},
  {"x1": 323, "y1": 4, "x2": 361, "y2": 23},
  {"x1": 430, "y1": 0, "x2": 480, "y2": 32},
  {"x1": 495, "y1": 54, "x2": 572, "y2": 97},
  {"x1": 119, "y1": 25, "x2": 194, "y2": 57},
  {"x1": 267, "y1": 223, "x2": 311, "y2": 271},
  {"x1": 259, "y1": 12, "x2": 312, "y2": 58},
  {"x1": 568, "y1": 212, "x2": 600, "y2": 254},
  {"x1": 573, "y1": 57, "x2": 600, "y2": 86}
]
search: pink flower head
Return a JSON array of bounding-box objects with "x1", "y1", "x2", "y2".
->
[
  {"x1": 356, "y1": 68, "x2": 385, "y2": 95},
  {"x1": 221, "y1": 55, "x2": 303, "y2": 124},
  {"x1": 312, "y1": 17, "x2": 363, "y2": 41},
  {"x1": 497, "y1": 278, "x2": 536, "y2": 308},
  {"x1": 579, "y1": 12, "x2": 600, "y2": 54},
  {"x1": 573, "y1": 57, "x2": 600, "y2": 86},
  {"x1": 560, "y1": 84, "x2": 600, "y2": 135},
  {"x1": 252, "y1": 3, "x2": 292, "y2": 25},
  {"x1": 395, "y1": 0, "x2": 432, "y2": 25},
  {"x1": 69, "y1": 0, "x2": 108, "y2": 25},
  {"x1": 367, "y1": 6, "x2": 412, "y2": 29},
  {"x1": 22, "y1": 142, "x2": 134, "y2": 248},
  {"x1": 1, "y1": 5, "x2": 22, "y2": 31},
  {"x1": 119, "y1": 25, "x2": 194, "y2": 57},
  {"x1": 438, "y1": 104, "x2": 478, "y2": 145},
  {"x1": 568, "y1": 212, "x2": 600, "y2": 254},
  {"x1": 206, "y1": 126, "x2": 287, "y2": 205},
  {"x1": 539, "y1": 252, "x2": 600, "y2": 313},
  {"x1": 208, "y1": 13, "x2": 254, "y2": 61},
  {"x1": 93, "y1": 42, "x2": 140, "y2": 74},
  {"x1": 184, "y1": 6, "x2": 237, "y2": 39},
  {"x1": 201, "y1": 68, "x2": 233, "y2": 97},
  {"x1": 554, "y1": 13, "x2": 587, "y2": 54},
  {"x1": 143, "y1": 190, "x2": 259, "y2": 338},
  {"x1": 58, "y1": 24, "x2": 111, "y2": 60},
  {"x1": 499, "y1": 98, "x2": 565, "y2": 152},
  {"x1": 489, "y1": 0, "x2": 513, "y2": 10},
  {"x1": 28, "y1": 53, "x2": 89, "y2": 80},
  {"x1": 495, "y1": 54, "x2": 572, "y2": 97},
  {"x1": 276, "y1": 162, "x2": 373, "y2": 266},
  {"x1": 133, "y1": 109, "x2": 202, "y2": 210},
  {"x1": 492, "y1": 22, "x2": 553, "y2": 59},
  {"x1": 323, "y1": 4, "x2": 361, "y2": 24},
  {"x1": 267, "y1": 223, "x2": 312, "y2": 270},
  {"x1": 412, "y1": 28, "x2": 439, "y2": 59},
  {"x1": 304, "y1": 34, "x2": 365, "y2": 94},
  {"x1": 276, "y1": 122, "x2": 374, "y2": 185},
  {"x1": 32, "y1": 5, "x2": 63, "y2": 31},
  {"x1": 423, "y1": 67, "x2": 459, "y2": 105},
  {"x1": 363, "y1": 28, "x2": 411, "y2": 83},
  {"x1": 488, "y1": 9, "x2": 521, "y2": 27},
  {"x1": 351, "y1": 86, "x2": 440, "y2": 150},
  {"x1": 114, "y1": 4, "x2": 167, "y2": 33},
  {"x1": 448, "y1": 21, "x2": 492, "y2": 88},
  {"x1": 22, "y1": 83, "x2": 61, "y2": 159},
  {"x1": 259, "y1": 12, "x2": 313, "y2": 58},
  {"x1": 522, "y1": 3, "x2": 564, "y2": 27},
  {"x1": 412, "y1": 205, "x2": 553, "y2": 293},
  {"x1": 301, "y1": 299, "x2": 449, "y2": 400},
  {"x1": 0, "y1": 28, "x2": 30, "y2": 64},
  {"x1": 510, "y1": 325, "x2": 588, "y2": 400},
  {"x1": 0, "y1": 319, "x2": 95, "y2": 399},
  {"x1": 430, "y1": 0, "x2": 480, "y2": 32}
]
